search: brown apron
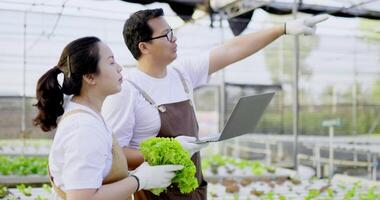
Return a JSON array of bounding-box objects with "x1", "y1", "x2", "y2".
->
[
  {"x1": 129, "y1": 68, "x2": 207, "y2": 200},
  {"x1": 48, "y1": 109, "x2": 131, "y2": 200}
]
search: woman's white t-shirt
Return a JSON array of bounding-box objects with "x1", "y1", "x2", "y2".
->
[
  {"x1": 49, "y1": 101, "x2": 113, "y2": 199},
  {"x1": 102, "y1": 54, "x2": 210, "y2": 149}
]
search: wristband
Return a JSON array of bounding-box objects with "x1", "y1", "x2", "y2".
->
[{"x1": 130, "y1": 174, "x2": 140, "y2": 192}]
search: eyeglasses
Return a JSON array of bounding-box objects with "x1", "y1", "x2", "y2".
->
[{"x1": 143, "y1": 29, "x2": 175, "y2": 43}]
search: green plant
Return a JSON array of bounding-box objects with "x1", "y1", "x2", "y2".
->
[
  {"x1": 42, "y1": 184, "x2": 51, "y2": 193},
  {"x1": 233, "y1": 192, "x2": 239, "y2": 200},
  {"x1": 338, "y1": 183, "x2": 347, "y2": 190},
  {"x1": 261, "y1": 191, "x2": 275, "y2": 200},
  {"x1": 251, "y1": 161, "x2": 265, "y2": 175},
  {"x1": 16, "y1": 184, "x2": 32, "y2": 196},
  {"x1": 237, "y1": 160, "x2": 251, "y2": 169},
  {"x1": 343, "y1": 182, "x2": 360, "y2": 200},
  {"x1": 265, "y1": 166, "x2": 276, "y2": 173},
  {"x1": 35, "y1": 194, "x2": 48, "y2": 200},
  {"x1": 358, "y1": 186, "x2": 379, "y2": 200},
  {"x1": 0, "y1": 156, "x2": 48, "y2": 176},
  {"x1": 211, "y1": 155, "x2": 227, "y2": 166},
  {"x1": 140, "y1": 137, "x2": 198, "y2": 195},
  {"x1": 0, "y1": 185, "x2": 9, "y2": 198},
  {"x1": 304, "y1": 189, "x2": 320, "y2": 200},
  {"x1": 201, "y1": 157, "x2": 211, "y2": 171},
  {"x1": 6, "y1": 195, "x2": 19, "y2": 200},
  {"x1": 322, "y1": 188, "x2": 334, "y2": 200},
  {"x1": 201, "y1": 156, "x2": 281, "y2": 177}
]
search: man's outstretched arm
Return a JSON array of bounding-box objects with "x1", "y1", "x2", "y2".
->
[{"x1": 208, "y1": 14, "x2": 329, "y2": 75}]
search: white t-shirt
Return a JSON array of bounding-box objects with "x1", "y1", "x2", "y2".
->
[
  {"x1": 102, "y1": 54, "x2": 210, "y2": 149},
  {"x1": 49, "y1": 101, "x2": 113, "y2": 199}
]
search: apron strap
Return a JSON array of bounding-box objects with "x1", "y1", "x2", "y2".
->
[
  {"x1": 128, "y1": 68, "x2": 189, "y2": 98},
  {"x1": 49, "y1": 109, "x2": 105, "y2": 200},
  {"x1": 127, "y1": 80, "x2": 158, "y2": 107},
  {"x1": 127, "y1": 68, "x2": 191, "y2": 112},
  {"x1": 172, "y1": 68, "x2": 189, "y2": 94},
  {"x1": 59, "y1": 109, "x2": 99, "y2": 123},
  {"x1": 48, "y1": 167, "x2": 67, "y2": 199}
]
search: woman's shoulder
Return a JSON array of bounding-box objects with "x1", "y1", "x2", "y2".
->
[
  {"x1": 59, "y1": 102, "x2": 108, "y2": 136},
  {"x1": 62, "y1": 103, "x2": 101, "y2": 123},
  {"x1": 57, "y1": 114, "x2": 104, "y2": 138},
  {"x1": 55, "y1": 114, "x2": 111, "y2": 151}
]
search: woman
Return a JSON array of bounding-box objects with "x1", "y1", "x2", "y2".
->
[{"x1": 33, "y1": 36, "x2": 183, "y2": 200}]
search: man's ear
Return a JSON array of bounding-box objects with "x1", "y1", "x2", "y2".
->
[
  {"x1": 83, "y1": 74, "x2": 96, "y2": 85},
  {"x1": 138, "y1": 41, "x2": 150, "y2": 56}
]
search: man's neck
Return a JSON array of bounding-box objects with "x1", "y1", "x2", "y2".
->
[{"x1": 137, "y1": 58, "x2": 168, "y2": 78}]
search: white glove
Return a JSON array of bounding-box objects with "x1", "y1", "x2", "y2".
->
[
  {"x1": 285, "y1": 14, "x2": 329, "y2": 35},
  {"x1": 175, "y1": 136, "x2": 209, "y2": 156},
  {"x1": 132, "y1": 162, "x2": 183, "y2": 190}
]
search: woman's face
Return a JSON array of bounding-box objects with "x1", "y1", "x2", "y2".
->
[{"x1": 94, "y1": 41, "x2": 123, "y2": 96}]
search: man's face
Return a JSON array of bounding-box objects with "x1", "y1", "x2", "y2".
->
[{"x1": 146, "y1": 17, "x2": 177, "y2": 64}]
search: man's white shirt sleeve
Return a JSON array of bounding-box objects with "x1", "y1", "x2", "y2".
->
[
  {"x1": 175, "y1": 52, "x2": 210, "y2": 88},
  {"x1": 102, "y1": 82, "x2": 135, "y2": 148}
]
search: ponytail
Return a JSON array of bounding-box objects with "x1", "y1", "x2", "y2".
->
[
  {"x1": 33, "y1": 36, "x2": 101, "y2": 132},
  {"x1": 33, "y1": 66, "x2": 64, "y2": 132}
]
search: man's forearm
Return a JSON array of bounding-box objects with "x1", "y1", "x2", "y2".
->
[
  {"x1": 123, "y1": 147, "x2": 145, "y2": 170},
  {"x1": 209, "y1": 25, "x2": 284, "y2": 74}
]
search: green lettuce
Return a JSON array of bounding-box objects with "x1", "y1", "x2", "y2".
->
[{"x1": 140, "y1": 137, "x2": 198, "y2": 195}]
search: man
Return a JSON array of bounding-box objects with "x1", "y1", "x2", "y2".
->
[{"x1": 102, "y1": 8, "x2": 328, "y2": 199}]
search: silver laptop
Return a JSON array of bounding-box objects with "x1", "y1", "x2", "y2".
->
[{"x1": 195, "y1": 92, "x2": 275, "y2": 144}]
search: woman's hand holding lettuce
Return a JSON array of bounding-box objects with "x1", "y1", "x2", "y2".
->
[{"x1": 140, "y1": 137, "x2": 199, "y2": 195}]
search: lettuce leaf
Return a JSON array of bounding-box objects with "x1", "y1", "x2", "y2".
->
[{"x1": 140, "y1": 137, "x2": 198, "y2": 195}]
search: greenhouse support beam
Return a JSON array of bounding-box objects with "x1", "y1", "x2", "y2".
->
[{"x1": 291, "y1": 0, "x2": 300, "y2": 173}]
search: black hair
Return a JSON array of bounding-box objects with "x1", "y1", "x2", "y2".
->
[
  {"x1": 33, "y1": 36, "x2": 101, "y2": 132},
  {"x1": 122, "y1": 8, "x2": 164, "y2": 59}
]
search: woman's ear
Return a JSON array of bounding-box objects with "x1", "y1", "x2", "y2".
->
[{"x1": 83, "y1": 74, "x2": 96, "y2": 85}]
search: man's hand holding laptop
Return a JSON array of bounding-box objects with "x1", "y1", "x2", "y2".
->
[
  {"x1": 175, "y1": 135, "x2": 209, "y2": 156},
  {"x1": 175, "y1": 93, "x2": 275, "y2": 154}
]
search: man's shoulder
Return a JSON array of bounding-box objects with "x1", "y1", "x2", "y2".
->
[
  {"x1": 167, "y1": 61, "x2": 193, "y2": 81},
  {"x1": 123, "y1": 67, "x2": 139, "y2": 80},
  {"x1": 123, "y1": 68, "x2": 151, "y2": 87},
  {"x1": 171, "y1": 53, "x2": 209, "y2": 66},
  {"x1": 170, "y1": 55, "x2": 209, "y2": 74}
]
